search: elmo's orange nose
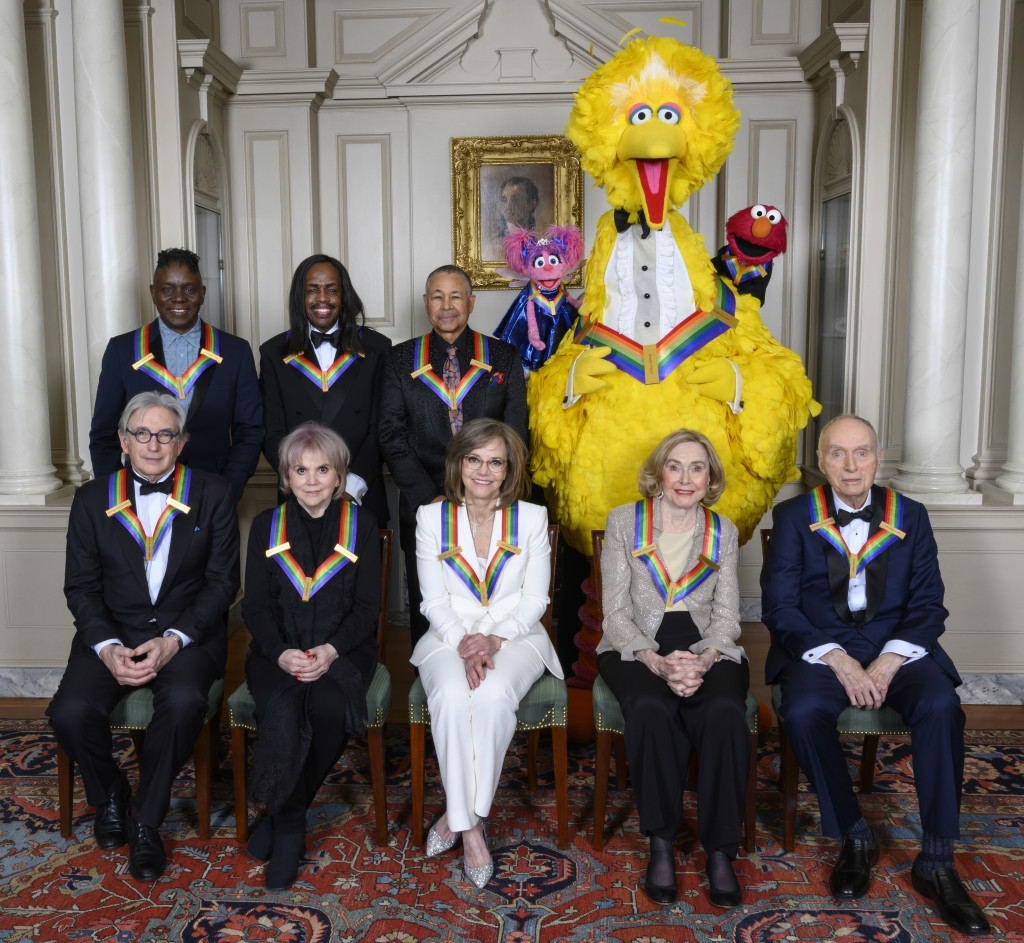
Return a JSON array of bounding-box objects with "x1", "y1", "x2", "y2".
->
[{"x1": 751, "y1": 217, "x2": 772, "y2": 239}]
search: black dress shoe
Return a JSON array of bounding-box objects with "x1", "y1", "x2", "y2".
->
[
  {"x1": 126, "y1": 818, "x2": 167, "y2": 882},
  {"x1": 912, "y1": 864, "x2": 991, "y2": 935},
  {"x1": 246, "y1": 817, "x2": 274, "y2": 861},
  {"x1": 93, "y1": 774, "x2": 131, "y2": 850},
  {"x1": 265, "y1": 831, "x2": 306, "y2": 890},
  {"x1": 643, "y1": 875, "x2": 678, "y2": 905},
  {"x1": 707, "y1": 850, "x2": 742, "y2": 908},
  {"x1": 643, "y1": 841, "x2": 678, "y2": 905},
  {"x1": 829, "y1": 835, "x2": 879, "y2": 899}
]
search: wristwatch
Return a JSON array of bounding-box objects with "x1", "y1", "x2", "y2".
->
[{"x1": 704, "y1": 647, "x2": 721, "y2": 664}]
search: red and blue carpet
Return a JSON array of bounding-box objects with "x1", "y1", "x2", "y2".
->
[{"x1": 1, "y1": 722, "x2": 1021, "y2": 942}]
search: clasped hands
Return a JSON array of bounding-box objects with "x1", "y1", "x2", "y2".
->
[
  {"x1": 458, "y1": 633, "x2": 504, "y2": 690},
  {"x1": 278, "y1": 644, "x2": 339, "y2": 682},
  {"x1": 821, "y1": 649, "x2": 906, "y2": 707},
  {"x1": 100, "y1": 636, "x2": 180, "y2": 686},
  {"x1": 640, "y1": 648, "x2": 717, "y2": 698}
]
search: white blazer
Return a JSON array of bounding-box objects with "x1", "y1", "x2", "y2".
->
[{"x1": 410, "y1": 500, "x2": 563, "y2": 677}]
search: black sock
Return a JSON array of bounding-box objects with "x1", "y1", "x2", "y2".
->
[
  {"x1": 647, "y1": 835, "x2": 676, "y2": 887},
  {"x1": 917, "y1": 834, "x2": 955, "y2": 874},
  {"x1": 844, "y1": 817, "x2": 874, "y2": 844}
]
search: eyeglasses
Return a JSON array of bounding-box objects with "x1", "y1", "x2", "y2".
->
[
  {"x1": 125, "y1": 428, "x2": 180, "y2": 444},
  {"x1": 464, "y1": 455, "x2": 506, "y2": 471}
]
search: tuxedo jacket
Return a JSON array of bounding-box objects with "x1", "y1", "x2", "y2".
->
[
  {"x1": 761, "y1": 484, "x2": 959, "y2": 684},
  {"x1": 410, "y1": 500, "x2": 561, "y2": 677},
  {"x1": 259, "y1": 327, "x2": 391, "y2": 525},
  {"x1": 63, "y1": 467, "x2": 240, "y2": 670},
  {"x1": 89, "y1": 320, "x2": 264, "y2": 501},
  {"x1": 379, "y1": 328, "x2": 528, "y2": 536}
]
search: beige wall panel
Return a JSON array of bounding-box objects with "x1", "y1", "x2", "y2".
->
[
  {"x1": 221, "y1": 0, "x2": 308, "y2": 68},
  {"x1": 728, "y1": 0, "x2": 820, "y2": 57}
]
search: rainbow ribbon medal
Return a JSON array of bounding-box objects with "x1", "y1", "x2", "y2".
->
[
  {"x1": 528, "y1": 282, "x2": 567, "y2": 318},
  {"x1": 436, "y1": 501, "x2": 520, "y2": 606},
  {"x1": 808, "y1": 485, "x2": 907, "y2": 579},
  {"x1": 410, "y1": 333, "x2": 491, "y2": 408},
  {"x1": 105, "y1": 465, "x2": 192, "y2": 561},
  {"x1": 131, "y1": 322, "x2": 223, "y2": 399},
  {"x1": 265, "y1": 500, "x2": 358, "y2": 602},
  {"x1": 721, "y1": 253, "x2": 768, "y2": 285},
  {"x1": 576, "y1": 277, "x2": 738, "y2": 385},
  {"x1": 283, "y1": 347, "x2": 362, "y2": 392},
  {"x1": 632, "y1": 499, "x2": 721, "y2": 607}
]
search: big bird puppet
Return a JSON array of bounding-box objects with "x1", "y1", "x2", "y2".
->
[{"x1": 528, "y1": 35, "x2": 819, "y2": 553}]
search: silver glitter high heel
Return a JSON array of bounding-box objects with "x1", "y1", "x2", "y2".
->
[
  {"x1": 425, "y1": 818, "x2": 460, "y2": 858},
  {"x1": 462, "y1": 821, "x2": 493, "y2": 889}
]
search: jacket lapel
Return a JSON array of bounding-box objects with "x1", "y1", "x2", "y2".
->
[
  {"x1": 109, "y1": 478, "x2": 151, "y2": 598},
  {"x1": 157, "y1": 473, "x2": 202, "y2": 599},
  {"x1": 185, "y1": 320, "x2": 216, "y2": 421},
  {"x1": 862, "y1": 484, "x2": 889, "y2": 623},
  {"x1": 822, "y1": 488, "x2": 856, "y2": 623}
]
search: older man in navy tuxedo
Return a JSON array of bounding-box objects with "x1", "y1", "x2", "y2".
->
[{"x1": 761, "y1": 415, "x2": 988, "y2": 935}]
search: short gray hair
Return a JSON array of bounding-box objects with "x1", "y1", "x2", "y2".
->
[
  {"x1": 424, "y1": 264, "x2": 473, "y2": 296},
  {"x1": 118, "y1": 391, "x2": 188, "y2": 439},
  {"x1": 278, "y1": 422, "x2": 350, "y2": 498},
  {"x1": 816, "y1": 414, "x2": 878, "y2": 455}
]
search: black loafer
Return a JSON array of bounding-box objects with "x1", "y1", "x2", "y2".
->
[
  {"x1": 912, "y1": 864, "x2": 991, "y2": 936},
  {"x1": 829, "y1": 834, "x2": 879, "y2": 899},
  {"x1": 707, "y1": 850, "x2": 742, "y2": 908},
  {"x1": 93, "y1": 774, "x2": 131, "y2": 850},
  {"x1": 126, "y1": 818, "x2": 166, "y2": 882}
]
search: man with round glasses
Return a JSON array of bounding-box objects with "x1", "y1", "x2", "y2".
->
[{"x1": 49, "y1": 391, "x2": 239, "y2": 882}]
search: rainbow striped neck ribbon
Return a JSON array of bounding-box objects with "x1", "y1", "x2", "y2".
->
[
  {"x1": 436, "y1": 500, "x2": 520, "y2": 606},
  {"x1": 131, "y1": 321, "x2": 222, "y2": 399},
  {"x1": 574, "y1": 277, "x2": 738, "y2": 385},
  {"x1": 528, "y1": 282, "x2": 566, "y2": 317},
  {"x1": 632, "y1": 499, "x2": 721, "y2": 607},
  {"x1": 808, "y1": 485, "x2": 907, "y2": 579},
  {"x1": 283, "y1": 347, "x2": 363, "y2": 392},
  {"x1": 720, "y1": 253, "x2": 768, "y2": 285},
  {"x1": 410, "y1": 332, "x2": 491, "y2": 408},
  {"x1": 105, "y1": 464, "x2": 192, "y2": 561},
  {"x1": 265, "y1": 500, "x2": 358, "y2": 602}
]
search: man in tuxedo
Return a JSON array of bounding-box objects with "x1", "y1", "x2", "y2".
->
[
  {"x1": 259, "y1": 253, "x2": 391, "y2": 524},
  {"x1": 89, "y1": 248, "x2": 263, "y2": 502},
  {"x1": 761, "y1": 415, "x2": 988, "y2": 935},
  {"x1": 380, "y1": 265, "x2": 527, "y2": 646},
  {"x1": 50, "y1": 391, "x2": 239, "y2": 881}
]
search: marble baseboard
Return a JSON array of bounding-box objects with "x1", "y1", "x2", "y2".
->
[
  {"x1": 956, "y1": 673, "x2": 1024, "y2": 705},
  {"x1": 0, "y1": 668, "x2": 64, "y2": 698}
]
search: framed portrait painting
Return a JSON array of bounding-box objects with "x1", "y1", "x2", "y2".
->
[{"x1": 451, "y1": 135, "x2": 584, "y2": 290}]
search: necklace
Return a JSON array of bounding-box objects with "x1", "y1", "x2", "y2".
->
[{"x1": 467, "y1": 508, "x2": 496, "y2": 538}]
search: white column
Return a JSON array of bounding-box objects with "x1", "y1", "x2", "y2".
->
[
  {"x1": 890, "y1": 0, "x2": 980, "y2": 496},
  {"x1": 70, "y1": 0, "x2": 139, "y2": 387},
  {"x1": 0, "y1": 0, "x2": 61, "y2": 496}
]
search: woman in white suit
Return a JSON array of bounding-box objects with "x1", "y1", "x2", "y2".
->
[{"x1": 411, "y1": 418, "x2": 562, "y2": 889}]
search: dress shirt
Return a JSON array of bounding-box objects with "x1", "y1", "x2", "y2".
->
[
  {"x1": 158, "y1": 318, "x2": 202, "y2": 414},
  {"x1": 803, "y1": 494, "x2": 926, "y2": 667},
  {"x1": 93, "y1": 468, "x2": 192, "y2": 655}
]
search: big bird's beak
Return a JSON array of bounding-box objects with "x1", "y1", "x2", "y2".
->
[{"x1": 617, "y1": 122, "x2": 686, "y2": 229}]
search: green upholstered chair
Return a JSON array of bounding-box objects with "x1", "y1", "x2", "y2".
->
[
  {"x1": 760, "y1": 529, "x2": 912, "y2": 851},
  {"x1": 228, "y1": 529, "x2": 394, "y2": 846},
  {"x1": 57, "y1": 678, "x2": 224, "y2": 840},
  {"x1": 408, "y1": 524, "x2": 568, "y2": 849},
  {"x1": 590, "y1": 529, "x2": 760, "y2": 853}
]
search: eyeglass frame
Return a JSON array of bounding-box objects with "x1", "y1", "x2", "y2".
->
[{"x1": 124, "y1": 427, "x2": 181, "y2": 445}]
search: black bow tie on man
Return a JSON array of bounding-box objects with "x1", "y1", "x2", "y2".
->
[
  {"x1": 835, "y1": 506, "x2": 872, "y2": 527},
  {"x1": 133, "y1": 473, "x2": 173, "y2": 496},
  {"x1": 310, "y1": 330, "x2": 341, "y2": 350}
]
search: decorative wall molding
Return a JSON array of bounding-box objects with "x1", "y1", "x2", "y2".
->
[
  {"x1": 332, "y1": 9, "x2": 442, "y2": 65},
  {"x1": 235, "y1": 69, "x2": 339, "y2": 106},
  {"x1": 752, "y1": 0, "x2": 799, "y2": 45},
  {"x1": 239, "y1": 1, "x2": 286, "y2": 58},
  {"x1": 799, "y1": 21, "x2": 868, "y2": 108}
]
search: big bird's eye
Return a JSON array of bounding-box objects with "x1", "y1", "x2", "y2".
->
[
  {"x1": 628, "y1": 104, "x2": 653, "y2": 124},
  {"x1": 766, "y1": 209, "x2": 782, "y2": 224},
  {"x1": 751, "y1": 204, "x2": 767, "y2": 218},
  {"x1": 657, "y1": 104, "x2": 681, "y2": 124}
]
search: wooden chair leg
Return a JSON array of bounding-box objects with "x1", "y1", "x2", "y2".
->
[
  {"x1": 193, "y1": 722, "x2": 211, "y2": 840},
  {"x1": 129, "y1": 730, "x2": 145, "y2": 765},
  {"x1": 231, "y1": 726, "x2": 249, "y2": 843},
  {"x1": 780, "y1": 727, "x2": 798, "y2": 852},
  {"x1": 207, "y1": 705, "x2": 222, "y2": 784},
  {"x1": 551, "y1": 726, "x2": 568, "y2": 849},
  {"x1": 593, "y1": 730, "x2": 610, "y2": 851},
  {"x1": 527, "y1": 729, "x2": 540, "y2": 791},
  {"x1": 57, "y1": 742, "x2": 74, "y2": 839},
  {"x1": 367, "y1": 725, "x2": 388, "y2": 846},
  {"x1": 411, "y1": 722, "x2": 426, "y2": 847},
  {"x1": 613, "y1": 734, "x2": 627, "y2": 789},
  {"x1": 859, "y1": 734, "x2": 879, "y2": 792},
  {"x1": 744, "y1": 733, "x2": 757, "y2": 852}
]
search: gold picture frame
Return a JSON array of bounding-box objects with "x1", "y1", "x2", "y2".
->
[{"x1": 451, "y1": 134, "x2": 584, "y2": 290}]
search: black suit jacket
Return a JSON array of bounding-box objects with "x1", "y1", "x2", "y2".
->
[
  {"x1": 64, "y1": 467, "x2": 240, "y2": 671},
  {"x1": 379, "y1": 328, "x2": 527, "y2": 535},
  {"x1": 259, "y1": 327, "x2": 391, "y2": 525},
  {"x1": 89, "y1": 320, "x2": 264, "y2": 501},
  {"x1": 761, "y1": 484, "x2": 959, "y2": 685}
]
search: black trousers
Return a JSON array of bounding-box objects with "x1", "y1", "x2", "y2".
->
[
  {"x1": 598, "y1": 612, "x2": 750, "y2": 853},
  {"x1": 47, "y1": 645, "x2": 220, "y2": 828}
]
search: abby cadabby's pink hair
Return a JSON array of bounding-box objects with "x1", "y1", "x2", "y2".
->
[{"x1": 503, "y1": 224, "x2": 585, "y2": 275}]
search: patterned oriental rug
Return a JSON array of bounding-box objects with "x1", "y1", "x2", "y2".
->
[{"x1": 1, "y1": 722, "x2": 1021, "y2": 943}]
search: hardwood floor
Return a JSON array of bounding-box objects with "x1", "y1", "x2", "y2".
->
[{"x1": 4, "y1": 618, "x2": 1022, "y2": 730}]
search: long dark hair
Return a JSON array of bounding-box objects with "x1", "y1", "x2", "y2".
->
[{"x1": 284, "y1": 254, "x2": 366, "y2": 356}]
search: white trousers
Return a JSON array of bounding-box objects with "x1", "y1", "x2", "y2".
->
[{"x1": 419, "y1": 641, "x2": 545, "y2": 832}]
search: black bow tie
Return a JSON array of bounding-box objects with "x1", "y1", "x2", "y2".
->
[
  {"x1": 835, "y1": 506, "x2": 872, "y2": 527},
  {"x1": 613, "y1": 208, "x2": 652, "y2": 238},
  {"x1": 310, "y1": 330, "x2": 340, "y2": 349},
  {"x1": 133, "y1": 473, "x2": 173, "y2": 496}
]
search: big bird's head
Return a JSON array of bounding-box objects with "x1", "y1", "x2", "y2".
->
[{"x1": 566, "y1": 36, "x2": 739, "y2": 229}]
